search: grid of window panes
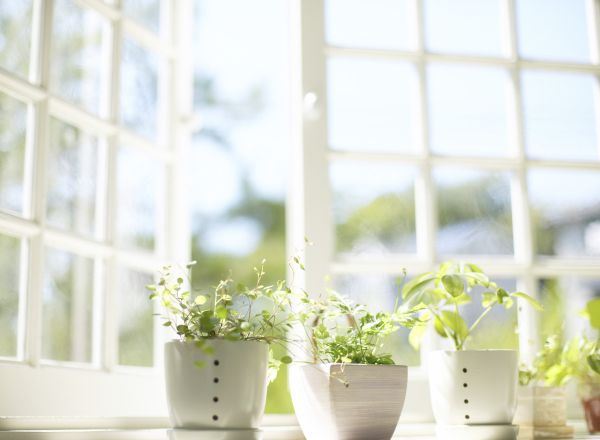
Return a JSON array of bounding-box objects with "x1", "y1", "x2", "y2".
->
[
  {"x1": 0, "y1": 0, "x2": 171, "y2": 369},
  {"x1": 324, "y1": 0, "x2": 600, "y2": 364}
]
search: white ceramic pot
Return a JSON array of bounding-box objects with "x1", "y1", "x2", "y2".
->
[
  {"x1": 428, "y1": 350, "x2": 518, "y2": 425},
  {"x1": 165, "y1": 339, "x2": 268, "y2": 429},
  {"x1": 289, "y1": 363, "x2": 408, "y2": 440}
]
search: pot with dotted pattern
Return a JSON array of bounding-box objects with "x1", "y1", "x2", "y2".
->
[
  {"x1": 165, "y1": 339, "x2": 269, "y2": 429},
  {"x1": 428, "y1": 350, "x2": 519, "y2": 425}
]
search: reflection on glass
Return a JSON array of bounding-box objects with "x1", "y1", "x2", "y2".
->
[
  {"x1": 428, "y1": 63, "x2": 510, "y2": 157},
  {"x1": 529, "y1": 169, "x2": 600, "y2": 256},
  {"x1": 539, "y1": 277, "x2": 600, "y2": 342},
  {"x1": 522, "y1": 71, "x2": 597, "y2": 161},
  {"x1": 435, "y1": 168, "x2": 513, "y2": 255},
  {"x1": 123, "y1": 0, "x2": 160, "y2": 34},
  {"x1": 328, "y1": 57, "x2": 419, "y2": 153},
  {"x1": 334, "y1": 274, "x2": 420, "y2": 366},
  {"x1": 117, "y1": 266, "x2": 154, "y2": 367},
  {"x1": 459, "y1": 279, "x2": 518, "y2": 350},
  {"x1": 425, "y1": 0, "x2": 504, "y2": 56},
  {"x1": 325, "y1": 0, "x2": 416, "y2": 50},
  {"x1": 117, "y1": 146, "x2": 159, "y2": 251},
  {"x1": 517, "y1": 0, "x2": 590, "y2": 63},
  {"x1": 47, "y1": 118, "x2": 100, "y2": 238},
  {"x1": 42, "y1": 248, "x2": 94, "y2": 363},
  {"x1": 0, "y1": 234, "x2": 21, "y2": 358},
  {"x1": 0, "y1": 1, "x2": 32, "y2": 77},
  {"x1": 191, "y1": 0, "x2": 291, "y2": 414},
  {"x1": 0, "y1": 92, "x2": 27, "y2": 214},
  {"x1": 331, "y1": 161, "x2": 417, "y2": 256},
  {"x1": 50, "y1": 0, "x2": 106, "y2": 114},
  {"x1": 120, "y1": 36, "x2": 158, "y2": 140}
]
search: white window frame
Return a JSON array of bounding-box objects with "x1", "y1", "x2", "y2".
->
[
  {"x1": 0, "y1": 0, "x2": 192, "y2": 419},
  {"x1": 290, "y1": 0, "x2": 600, "y2": 421}
]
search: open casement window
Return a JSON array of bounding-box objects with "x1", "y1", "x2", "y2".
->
[
  {"x1": 0, "y1": 0, "x2": 192, "y2": 418},
  {"x1": 291, "y1": 0, "x2": 600, "y2": 421}
]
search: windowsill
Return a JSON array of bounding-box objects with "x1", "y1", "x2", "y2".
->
[{"x1": 2, "y1": 422, "x2": 600, "y2": 440}]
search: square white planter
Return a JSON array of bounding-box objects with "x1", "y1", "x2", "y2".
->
[{"x1": 289, "y1": 363, "x2": 408, "y2": 440}]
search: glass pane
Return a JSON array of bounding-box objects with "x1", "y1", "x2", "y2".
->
[
  {"x1": 325, "y1": 0, "x2": 416, "y2": 51},
  {"x1": 192, "y1": 0, "x2": 291, "y2": 413},
  {"x1": 522, "y1": 71, "x2": 598, "y2": 161},
  {"x1": 539, "y1": 277, "x2": 600, "y2": 342},
  {"x1": 117, "y1": 146, "x2": 160, "y2": 251},
  {"x1": 123, "y1": 0, "x2": 160, "y2": 34},
  {"x1": 458, "y1": 278, "x2": 518, "y2": 350},
  {"x1": 0, "y1": 91, "x2": 27, "y2": 214},
  {"x1": 517, "y1": 0, "x2": 591, "y2": 63},
  {"x1": 435, "y1": 168, "x2": 514, "y2": 255},
  {"x1": 0, "y1": 1, "x2": 33, "y2": 77},
  {"x1": 0, "y1": 234, "x2": 22, "y2": 358},
  {"x1": 331, "y1": 161, "x2": 417, "y2": 256},
  {"x1": 117, "y1": 267, "x2": 154, "y2": 367},
  {"x1": 425, "y1": 0, "x2": 504, "y2": 56},
  {"x1": 121, "y1": 36, "x2": 158, "y2": 141},
  {"x1": 328, "y1": 57, "x2": 419, "y2": 153},
  {"x1": 47, "y1": 119, "x2": 101, "y2": 238},
  {"x1": 50, "y1": 0, "x2": 107, "y2": 114},
  {"x1": 42, "y1": 248, "x2": 94, "y2": 363},
  {"x1": 529, "y1": 169, "x2": 600, "y2": 256},
  {"x1": 428, "y1": 63, "x2": 511, "y2": 157},
  {"x1": 334, "y1": 274, "x2": 420, "y2": 366}
]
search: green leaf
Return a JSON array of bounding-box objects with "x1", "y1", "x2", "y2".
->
[
  {"x1": 437, "y1": 311, "x2": 468, "y2": 343},
  {"x1": 402, "y1": 272, "x2": 436, "y2": 299},
  {"x1": 441, "y1": 274, "x2": 464, "y2": 298},
  {"x1": 481, "y1": 292, "x2": 498, "y2": 308},
  {"x1": 586, "y1": 298, "x2": 600, "y2": 330},
  {"x1": 511, "y1": 292, "x2": 543, "y2": 311},
  {"x1": 446, "y1": 293, "x2": 472, "y2": 305},
  {"x1": 162, "y1": 321, "x2": 172, "y2": 327},
  {"x1": 195, "y1": 295, "x2": 208, "y2": 305},
  {"x1": 409, "y1": 324, "x2": 428, "y2": 350},
  {"x1": 194, "y1": 360, "x2": 205, "y2": 369},
  {"x1": 434, "y1": 315, "x2": 448, "y2": 338},
  {"x1": 215, "y1": 306, "x2": 228, "y2": 320},
  {"x1": 280, "y1": 355, "x2": 293, "y2": 364},
  {"x1": 177, "y1": 277, "x2": 184, "y2": 284}
]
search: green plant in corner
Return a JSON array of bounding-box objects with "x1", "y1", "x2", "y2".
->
[
  {"x1": 403, "y1": 261, "x2": 542, "y2": 351},
  {"x1": 519, "y1": 334, "x2": 567, "y2": 386},
  {"x1": 146, "y1": 259, "x2": 297, "y2": 381}
]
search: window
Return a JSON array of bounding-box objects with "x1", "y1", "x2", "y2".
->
[
  {"x1": 0, "y1": 0, "x2": 187, "y2": 417},
  {"x1": 293, "y1": 0, "x2": 600, "y2": 419}
]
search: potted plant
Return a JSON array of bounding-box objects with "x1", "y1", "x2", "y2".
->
[
  {"x1": 404, "y1": 262, "x2": 541, "y2": 439},
  {"x1": 147, "y1": 260, "x2": 295, "y2": 431},
  {"x1": 289, "y1": 289, "x2": 417, "y2": 440},
  {"x1": 516, "y1": 335, "x2": 574, "y2": 438}
]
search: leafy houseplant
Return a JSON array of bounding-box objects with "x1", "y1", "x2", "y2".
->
[
  {"x1": 147, "y1": 260, "x2": 295, "y2": 430},
  {"x1": 403, "y1": 261, "x2": 541, "y2": 438},
  {"x1": 289, "y1": 289, "x2": 417, "y2": 440}
]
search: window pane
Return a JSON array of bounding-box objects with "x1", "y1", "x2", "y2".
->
[
  {"x1": 334, "y1": 274, "x2": 420, "y2": 366},
  {"x1": 0, "y1": 91, "x2": 27, "y2": 214},
  {"x1": 529, "y1": 169, "x2": 600, "y2": 256},
  {"x1": 0, "y1": 234, "x2": 22, "y2": 358},
  {"x1": 42, "y1": 248, "x2": 94, "y2": 363},
  {"x1": 325, "y1": 0, "x2": 416, "y2": 51},
  {"x1": 522, "y1": 71, "x2": 598, "y2": 161},
  {"x1": 458, "y1": 278, "x2": 518, "y2": 350},
  {"x1": 435, "y1": 168, "x2": 513, "y2": 255},
  {"x1": 328, "y1": 57, "x2": 419, "y2": 153},
  {"x1": 539, "y1": 277, "x2": 600, "y2": 342},
  {"x1": 50, "y1": 0, "x2": 107, "y2": 115},
  {"x1": 425, "y1": 0, "x2": 504, "y2": 56},
  {"x1": 428, "y1": 64, "x2": 511, "y2": 157},
  {"x1": 121, "y1": 37, "x2": 158, "y2": 141},
  {"x1": 117, "y1": 267, "x2": 154, "y2": 367},
  {"x1": 117, "y1": 146, "x2": 160, "y2": 251},
  {"x1": 123, "y1": 0, "x2": 160, "y2": 34},
  {"x1": 331, "y1": 161, "x2": 417, "y2": 256},
  {"x1": 47, "y1": 119, "x2": 101, "y2": 238},
  {"x1": 517, "y1": 0, "x2": 591, "y2": 63},
  {"x1": 0, "y1": 1, "x2": 33, "y2": 77}
]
